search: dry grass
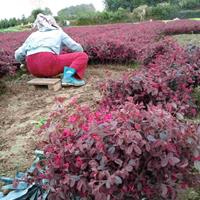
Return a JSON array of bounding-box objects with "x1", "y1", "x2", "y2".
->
[{"x1": 173, "y1": 34, "x2": 200, "y2": 47}]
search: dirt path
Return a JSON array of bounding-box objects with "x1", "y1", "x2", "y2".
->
[{"x1": 0, "y1": 65, "x2": 132, "y2": 177}]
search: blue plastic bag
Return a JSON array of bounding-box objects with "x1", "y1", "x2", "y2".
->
[{"x1": 0, "y1": 150, "x2": 49, "y2": 200}]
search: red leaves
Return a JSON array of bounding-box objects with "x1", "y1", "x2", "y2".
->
[
  {"x1": 161, "y1": 153, "x2": 180, "y2": 167},
  {"x1": 133, "y1": 145, "x2": 142, "y2": 155},
  {"x1": 102, "y1": 37, "x2": 200, "y2": 117},
  {"x1": 37, "y1": 98, "x2": 200, "y2": 199},
  {"x1": 193, "y1": 156, "x2": 200, "y2": 161},
  {"x1": 76, "y1": 156, "x2": 83, "y2": 168},
  {"x1": 2, "y1": 20, "x2": 200, "y2": 78},
  {"x1": 91, "y1": 133, "x2": 101, "y2": 141},
  {"x1": 68, "y1": 114, "x2": 79, "y2": 123},
  {"x1": 164, "y1": 19, "x2": 200, "y2": 35},
  {"x1": 62, "y1": 129, "x2": 74, "y2": 137},
  {"x1": 53, "y1": 153, "x2": 62, "y2": 168},
  {"x1": 134, "y1": 123, "x2": 141, "y2": 130},
  {"x1": 77, "y1": 179, "x2": 87, "y2": 193}
]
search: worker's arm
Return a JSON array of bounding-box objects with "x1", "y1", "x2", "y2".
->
[
  {"x1": 61, "y1": 30, "x2": 83, "y2": 52},
  {"x1": 14, "y1": 36, "x2": 31, "y2": 64}
]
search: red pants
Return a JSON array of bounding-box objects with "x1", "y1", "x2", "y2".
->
[{"x1": 26, "y1": 52, "x2": 88, "y2": 79}]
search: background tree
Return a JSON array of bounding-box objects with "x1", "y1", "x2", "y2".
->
[
  {"x1": 21, "y1": 15, "x2": 27, "y2": 25},
  {"x1": 104, "y1": 0, "x2": 122, "y2": 11},
  {"x1": 58, "y1": 4, "x2": 96, "y2": 19},
  {"x1": 104, "y1": 0, "x2": 181, "y2": 11},
  {"x1": 29, "y1": 7, "x2": 53, "y2": 21}
]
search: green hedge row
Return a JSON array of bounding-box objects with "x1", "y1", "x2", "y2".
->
[
  {"x1": 176, "y1": 9, "x2": 200, "y2": 19},
  {"x1": 71, "y1": 7, "x2": 200, "y2": 26},
  {"x1": 147, "y1": 3, "x2": 179, "y2": 20},
  {"x1": 73, "y1": 10, "x2": 136, "y2": 26}
]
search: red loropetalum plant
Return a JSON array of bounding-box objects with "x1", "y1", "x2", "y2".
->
[
  {"x1": 36, "y1": 98, "x2": 200, "y2": 200},
  {"x1": 163, "y1": 19, "x2": 200, "y2": 35},
  {"x1": 101, "y1": 38, "x2": 200, "y2": 117},
  {"x1": 1, "y1": 20, "x2": 200, "y2": 77}
]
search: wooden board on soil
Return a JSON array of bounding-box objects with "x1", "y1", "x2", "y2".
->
[{"x1": 27, "y1": 78, "x2": 61, "y2": 91}]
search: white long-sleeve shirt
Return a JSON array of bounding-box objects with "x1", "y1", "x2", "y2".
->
[{"x1": 15, "y1": 29, "x2": 83, "y2": 63}]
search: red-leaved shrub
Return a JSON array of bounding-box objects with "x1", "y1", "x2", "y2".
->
[
  {"x1": 1, "y1": 20, "x2": 200, "y2": 77},
  {"x1": 35, "y1": 98, "x2": 200, "y2": 200},
  {"x1": 100, "y1": 38, "x2": 200, "y2": 117},
  {"x1": 164, "y1": 20, "x2": 200, "y2": 35}
]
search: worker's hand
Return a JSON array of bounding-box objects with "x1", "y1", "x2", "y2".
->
[
  {"x1": 20, "y1": 64, "x2": 25, "y2": 69},
  {"x1": 20, "y1": 63, "x2": 27, "y2": 72}
]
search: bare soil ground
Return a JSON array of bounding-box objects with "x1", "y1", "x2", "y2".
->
[{"x1": 0, "y1": 65, "x2": 133, "y2": 177}]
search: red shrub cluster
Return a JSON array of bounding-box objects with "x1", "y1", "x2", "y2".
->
[
  {"x1": 164, "y1": 19, "x2": 200, "y2": 35},
  {"x1": 0, "y1": 20, "x2": 200, "y2": 77},
  {"x1": 0, "y1": 31, "x2": 30, "y2": 77},
  {"x1": 36, "y1": 99, "x2": 200, "y2": 200},
  {"x1": 65, "y1": 22, "x2": 164, "y2": 64},
  {"x1": 101, "y1": 38, "x2": 200, "y2": 117}
]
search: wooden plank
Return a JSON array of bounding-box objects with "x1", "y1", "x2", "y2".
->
[
  {"x1": 27, "y1": 78, "x2": 61, "y2": 91},
  {"x1": 27, "y1": 78, "x2": 60, "y2": 85},
  {"x1": 48, "y1": 82, "x2": 62, "y2": 91}
]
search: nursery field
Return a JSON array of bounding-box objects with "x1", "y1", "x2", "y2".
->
[{"x1": 0, "y1": 20, "x2": 200, "y2": 199}]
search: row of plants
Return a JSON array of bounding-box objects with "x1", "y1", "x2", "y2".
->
[
  {"x1": 101, "y1": 38, "x2": 200, "y2": 117},
  {"x1": 73, "y1": 3, "x2": 200, "y2": 26},
  {"x1": 0, "y1": 19, "x2": 200, "y2": 78}
]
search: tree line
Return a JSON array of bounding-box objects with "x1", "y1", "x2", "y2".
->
[
  {"x1": 0, "y1": 0, "x2": 199, "y2": 29},
  {"x1": 0, "y1": 7, "x2": 52, "y2": 29},
  {"x1": 104, "y1": 0, "x2": 200, "y2": 11}
]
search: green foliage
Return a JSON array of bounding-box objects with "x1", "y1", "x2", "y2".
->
[
  {"x1": 0, "y1": 16, "x2": 29, "y2": 30},
  {"x1": 29, "y1": 7, "x2": 53, "y2": 22},
  {"x1": 104, "y1": 0, "x2": 177, "y2": 11},
  {"x1": 0, "y1": 23, "x2": 32, "y2": 33},
  {"x1": 104, "y1": 0, "x2": 143, "y2": 11},
  {"x1": 131, "y1": 5, "x2": 149, "y2": 21},
  {"x1": 31, "y1": 118, "x2": 47, "y2": 128},
  {"x1": 176, "y1": 9, "x2": 200, "y2": 19},
  {"x1": 0, "y1": 7, "x2": 52, "y2": 30},
  {"x1": 21, "y1": 15, "x2": 28, "y2": 25},
  {"x1": 31, "y1": 8, "x2": 45, "y2": 20},
  {"x1": 190, "y1": 18, "x2": 200, "y2": 20},
  {"x1": 0, "y1": 18, "x2": 18, "y2": 29},
  {"x1": 102, "y1": 0, "x2": 200, "y2": 21},
  {"x1": 57, "y1": 4, "x2": 96, "y2": 25},
  {"x1": 0, "y1": 1, "x2": 199, "y2": 28},
  {"x1": 75, "y1": 9, "x2": 133, "y2": 25},
  {"x1": 147, "y1": 3, "x2": 179, "y2": 19},
  {"x1": 179, "y1": 0, "x2": 200, "y2": 9}
]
